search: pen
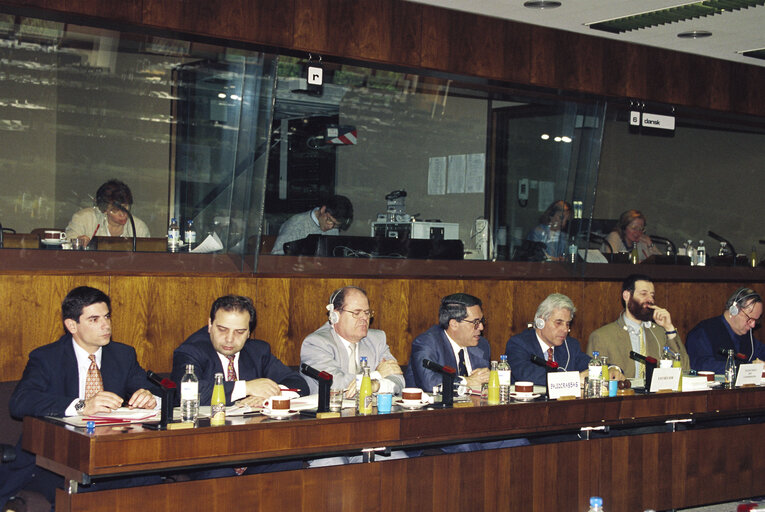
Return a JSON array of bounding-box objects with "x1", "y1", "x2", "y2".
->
[{"x1": 90, "y1": 223, "x2": 100, "y2": 242}]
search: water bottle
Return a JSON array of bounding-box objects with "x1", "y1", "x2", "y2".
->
[
  {"x1": 718, "y1": 241, "x2": 728, "y2": 257},
  {"x1": 660, "y1": 346, "x2": 674, "y2": 368},
  {"x1": 167, "y1": 217, "x2": 180, "y2": 253},
  {"x1": 210, "y1": 372, "x2": 226, "y2": 426},
  {"x1": 629, "y1": 243, "x2": 639, "y2": 264},
  {"x1": 696, "y1": 240, "x2": 706, "y2": 266},
  {"x1": 184, "y1": 219, "x2": 196, "y2": 251},
  {"x1": 568, "y1": 241, "x2": 577, "y2": 264},
  {"x1": 587, "y1": 496, "x2": 604, "y2": 512},
  {"x1": 497, "y1": 355, "x2": 511, "y2": 404},
  {"x1": 588, "y1": 352, "x2": 602, "y2": 398},
  {"x1": 487, "y1": 361, "x2": 500, "y2": 405},
  {"x1": 686, "y1": 239, "x2": 696, "y2": 266},
  {"x1": 180, "y1": 363, "x2": 199, "y2": 422},
  {"x1": 725, "y1": 349, "x2": 736, "y2": 388}
]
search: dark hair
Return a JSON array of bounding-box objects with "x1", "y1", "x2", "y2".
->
[
  {"x1": 622, "y1": 274, "x2": 653, "y2": 295},
  {"x1": 62, "y1": 286, "x2": 111, "y2": 324},
  {"x1": 329, "y1": 286, "x2": 368, "y2": 312},
  {"x1": 322, "y1": 195, "x2": 353, "y2": 231},
  {"x1": 725, "y1": 287, "x2": 762, "y2": 311},
  {"x1": 439, "y1": 293, "x2": 482, "y2": 330},
  {"x1": 95, "y1": 179, "x2": 134, "y2": 213},
  {"x1": 210, "y1": 295, "x2": 257, "y2": 332},
  {"x1": 617, "y1": 209, "x2": 647, "y2": 236},
  {"x1": 540, "y1": 200, "x2": 572, "y2": 225}
]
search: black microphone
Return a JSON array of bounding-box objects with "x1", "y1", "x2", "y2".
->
[
  {"x1": 649, "y1": 235, "x2": 677, "y2": 255},
  {"x1": 530, "y1": 354, "x2": 560, "y2": 371},
  {"x1": 146, "y1": 370, "x2": 176, "y2": 389},
  {"x1": 708, "y1": 231, "x2": 736, "y2": 256},
  {"x1": 300, "y1": 363, "x2": 332, "y2": 381},
  {"x1": 589, "y1": 233, "x2": 613, "y2": 255},
  {"x1": 629, "y1": 351, "x2": 657, "y2": 366},
  {"x1": 717, "y1": 348, "x2": 748, "y2": 362},
  {"x1": 0, "y1": 222, "x2": 3, "y2": 249},
  {"x1": 422, "y1": 359, "x2": 456, "y2": 375},
  {"x1": 111, "y1": 202, "x2": 137, "y2": 252}
]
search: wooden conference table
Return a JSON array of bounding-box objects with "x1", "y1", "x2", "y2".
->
[{"x1": 23, "y1": 388, "x2": 765, "y2": 511}]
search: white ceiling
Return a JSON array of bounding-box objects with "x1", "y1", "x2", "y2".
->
[{"x1": 408, "y1": 0, "x2": 765, "y2": 68}]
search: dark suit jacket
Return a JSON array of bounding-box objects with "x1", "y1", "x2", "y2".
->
[
  {"x1": 686, "y1": 315, "x2": 765, "y2": 374},
  {"x1": 505, "y1": 328, "x2": 591, "y2": 386},
  {"x1": 404, "y1": 324, "x2": 491, "y2": 391},
  {"x1": 171, "y1": 327, "x2": 308, "y2": 405},
  {"x1": 9, "y1": 334, "x2": 154, "y2": 419}
]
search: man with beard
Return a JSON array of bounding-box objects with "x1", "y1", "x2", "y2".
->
[{"x1": 588, "y1": 274, "x2": 689, "y2": 379}]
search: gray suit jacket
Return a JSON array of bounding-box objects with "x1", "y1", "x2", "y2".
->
[
  {"x1": 300, "y1": 322, "x2": 404, "y2": 394},
  {"x1": 588, "y1": 315, "x2": 689, "y2": 379}
]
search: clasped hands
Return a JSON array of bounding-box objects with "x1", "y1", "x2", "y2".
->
[{"x1": 81, "y1": 388, "x2": 155, "y2": 416}]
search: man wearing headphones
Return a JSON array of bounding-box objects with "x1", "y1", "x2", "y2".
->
[
  {"x1": 506, "y1": 294, "x2": 620, "y2": 386},
  {"x1": 271, "y1": 195, "x2": 353, "y2": 255},
  {"x1": 300, "y1": 286, "x2": 404, "y2": 396},
  {"x1": 686, "y1": 288, "x2": 765, "y2": 373},
  {"x1": 588, "y1": 274, "x2": 689, "y2": 379}
]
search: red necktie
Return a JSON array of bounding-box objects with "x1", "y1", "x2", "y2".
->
[
  {"x1": 226, "y1": 355, "x2": 237, "y2": 381},
  {"x1": 547, "y1": 347, "x2": 554, "y2": 363},
  {"x1": 85, "y1": 354, "x2": 103, "y2": 399}
]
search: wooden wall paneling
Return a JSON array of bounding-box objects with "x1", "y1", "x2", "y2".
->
[
  {"x1": 418, "y1": 4, "x2": 453, "y2": 73},
  {"x1": 0, "y1": 275, "x2": 110, "y2": 381},
  {"x1": 529, "y1": 26, "x2": 606, "y2": 95},
  {"x1": 599, "y1": 38, "x2": 645, "y2": 100},
  {"x1": 730, "y1": 63, "x2": 765, "y2": 118},
  {"x1": 579, "y1": 280, "x2": 622, "y2": 352},
  {"x1": 442, "y1": 10, "x2": 509, "y2": 80}
]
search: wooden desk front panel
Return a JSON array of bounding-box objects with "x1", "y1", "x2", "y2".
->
[{"x1": 57, "y1": 423, "x2": 765, "y2": 512}]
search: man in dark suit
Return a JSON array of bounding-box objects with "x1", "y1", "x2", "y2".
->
[
  {"x1": 171, "y1": 295, "x2": 308, "y2": 478},
  {"x1": 405, "y1": 293, "x2": 490, "y2": 393},
  {"x1": 2, "y1": 286, "x2": 159, "y2": 509},
  {"x1": 171, "y1": 295, "x2": 308, "y2": 408}
]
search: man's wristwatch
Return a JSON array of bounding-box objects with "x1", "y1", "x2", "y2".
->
[{"x1": 74, "y1": 399, "x2": 86, "y2": 415}]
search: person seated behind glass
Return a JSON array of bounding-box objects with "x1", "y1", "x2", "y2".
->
[
  {"x1": 65, "y1": 179, "x2": 150, "y2": 246},
  {"x1": 271, "y1": 195, "x2": 353, "y2": 255},
  {"x1": 603, "y1": 209, "x2": 660, "y2": 263},
  {"x1": 526, "y1": 200, "x2": 572, "y2": 260}
]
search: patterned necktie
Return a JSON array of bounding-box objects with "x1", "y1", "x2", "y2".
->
[
  {"x1": 458, "y1": 349, "x2": 468, "y2": 377},
  {"x1": 226, "y1": 355, "x2": 237, "y2": 381},
  {"x1": 85, "y1": 354, "x2": 103, "y2": 399},
  {"x1": 639, "y1": 327, "x2": 646, "y2": 380},
  {"x1": 547, "y1": 347, "x2": 554, "y2": 363}
]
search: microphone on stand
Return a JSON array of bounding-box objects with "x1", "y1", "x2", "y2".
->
[
  {"x1": 422, "y1": 359, "x2": 456, "y2": 407},
  {"x1": 300, "y1": 363, "x2": 332, "y2": 381},
  {"x1": 422, "y1": 359, "x2": 456, "y2": 375},
  {"x1": 717, "y1": 348, "x2": 748, "y2": 362},
  {"x1": 649, "y1": 235, "x2": 677, "y2": 256},
  {"x1": 111, "y1": 202, "x2": 137, "y2": 252},
  {"x1": 300, "y1": 363, "x2": 332, "y2": 413},
  {"x1": 530, "y1": 354, "x2": 561, "y2": 372},
  {"x1": 630, "y1": 351, "x2": 657, "y2": 392},
  {"x1": 145, "y1": 370, "x2": 175, "y2": 429},
  {"x1": 708, "y1": 231, "x2": 736, "y2": 256}
]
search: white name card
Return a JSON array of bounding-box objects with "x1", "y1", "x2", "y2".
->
[
  {"x1": 734, "y1": 363, "x2": 764, "y2": 387},
  {"x1": 547, "y1": 371, "x2": 581, "y2": 400},
  {"x1": 649, "y1": 367, "x2": 681, "y2": 392},
  {"x1": 681, "y1": 375, "x2": 709, "y2": 392}
]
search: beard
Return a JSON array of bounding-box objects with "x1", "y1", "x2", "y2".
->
[{"x1": 627, "y1": 295, "x2": 654, "y2": 322}]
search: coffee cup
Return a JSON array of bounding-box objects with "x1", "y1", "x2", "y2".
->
[
  {"x1": 698, "y1": 371, "x2": 715, "y2": 382},
  {"x1": 264, "y1": 395, "x2": 291, "y2": 415},
  {"x1": 42, "y1": 230, "x2": 66, "y2": 242},
  {"x1": 401, "y1": 387, "x2": 422, "y2": 405},
  {"x1": 514, "y1": 381, "x2": 534, "y2": 394}
]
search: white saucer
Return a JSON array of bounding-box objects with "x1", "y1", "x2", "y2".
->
[
  {"x1": 262, "y1": 409, "x2": 298, "y2": 419},
  {"x1": 394, "y1": 398, "x2": 429, "y2": 409},
  {"x1": 509, "y1": 392, "x2": 540, "y2": 402},
  {"x1": 707, "y1": 381, "x2": 722, "y2": 388},
  {"x1": 41, "y1": 238, "x2": 66, "y2": 246}
]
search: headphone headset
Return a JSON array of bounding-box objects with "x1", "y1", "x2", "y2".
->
[
  {"x1": 728, "y1": 288, "x2": 759, "y2": 317},
  {"x1": 534, "y1": 317, "x2": 545, "y2": 330},
  {"x1": 327, "y1": 289, "x2": 342, "y2": 325}
]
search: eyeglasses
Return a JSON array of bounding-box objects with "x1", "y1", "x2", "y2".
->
[
  {"x1": 460, "y1": 317, "x2": 486, "y2": 328},
  {"x1": 740, "y1": 308, "x2": 761, "y2": 328},
  {"x1": 625, "y1": 224, "x2": 646, "y2": 233},
  {"x1": 339, "y1": 308, "x2": 374, "y2": 319}
]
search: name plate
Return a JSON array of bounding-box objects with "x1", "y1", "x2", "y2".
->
[
  {"x1": 649, "y1": 367, "x2": 681, "y2": 392},
  {"x1": 735, "y1": 363, "x2": 764, "y2": 387},
  {"x1": 547, "y1": 371, "x2": 581, "y2": 400}
]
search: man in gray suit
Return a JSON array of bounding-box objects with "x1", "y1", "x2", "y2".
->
[{"x1": 301, "y1": 286, "x2": 404, "y2": 396}]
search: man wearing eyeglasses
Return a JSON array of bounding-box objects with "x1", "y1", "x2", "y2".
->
[
  {"x1": 271, "y1": 195, "x2": 353, "y2": 255},
  {"x1": 405, "y1": 293, "x2": 491, "y2": 394},
  {"x1": 686, "y1": 288, "x2": 765, "y2": 373},
  {"x1": 300, "y1": 286, "x2": 404, "y2": 396},
  {"x1": 506, "y1": 293, "x2": 611, "y2": 386}
]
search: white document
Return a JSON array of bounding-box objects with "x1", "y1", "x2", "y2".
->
[
  {"x1": 735, "y1": 363, "x2": 764, "y2": 387},
  {"x1": 427, "y1": 156, "x2": 447, "y2": 195},
  {"x1": 190, "y1": 232, "x2": 224, "y2": 253},
  {"x1": 447, "y1": 154, "x2": 466, "y2": 194},
  {"x1": 649, "y1": 367, "x2": 682, "y2": 392},
  {"x1": 547, "y1": 371, "x2": 581, "y2": 400},
  {"x1": 465, "y1": 153, "x2": 485, "y2": 193}
]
